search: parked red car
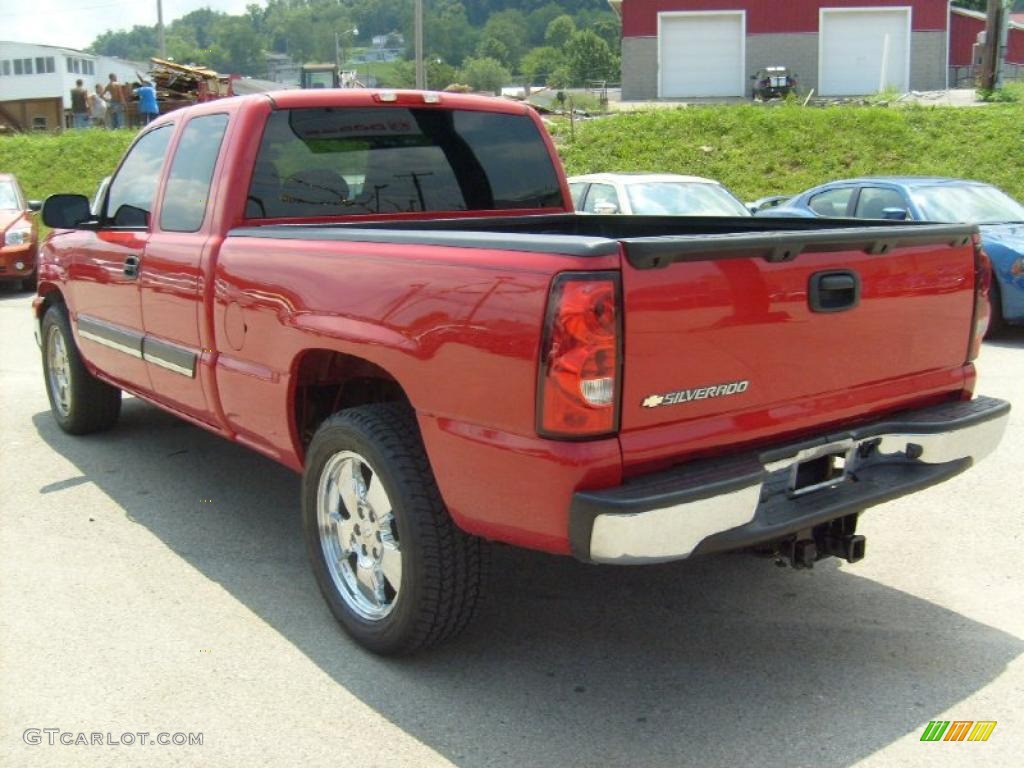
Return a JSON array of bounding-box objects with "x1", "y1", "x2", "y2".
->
[
  {"x1": 33, "y1": 90, "x2": 1009, "y2": 654},
  {"x1": 0, "y1": 174, "x2": 40, "y2": 291}
]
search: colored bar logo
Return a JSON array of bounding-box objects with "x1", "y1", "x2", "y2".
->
[{"x1": 920, "y1": 720, "x2": 997, "y2": 742}]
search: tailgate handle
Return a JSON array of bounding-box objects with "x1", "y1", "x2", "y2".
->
[{"x1": 809, "y1": 270, "x2": 860, "y2": 313}]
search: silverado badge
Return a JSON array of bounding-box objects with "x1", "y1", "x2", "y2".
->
[{"x1": 642, "y1": 380, "x2": 750, "y2": 408}]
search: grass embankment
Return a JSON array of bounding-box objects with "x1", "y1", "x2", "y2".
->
[
  {"x1": 559, "y1": 102, "x2": 1024, "y2": 201},
  {"x1": 1, "y1": 102, "x2": 1021, "y2": 206},
  {"x1": 0, "y1": 129, "x2": 134, "y2": 201}
]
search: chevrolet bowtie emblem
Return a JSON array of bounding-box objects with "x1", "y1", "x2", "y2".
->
[{"x1": 641, "y1": 395, "x2": 665, "y2": 408}]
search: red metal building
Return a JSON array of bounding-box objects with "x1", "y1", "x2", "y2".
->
[
  {"x1": 949, "y1": 6, "x2": 1024, "y2": 74},
  {"x1": 614, "y1": 1, "x2": 1019, "y2": 100}
]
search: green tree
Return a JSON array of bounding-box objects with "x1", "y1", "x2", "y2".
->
[
  {"x1": 520, "y1": 46, "x2": 564, "y2": 84},
  {"x1": 388, "y1": 58, "x2": 457, "y2": 89},
  {"x1": 458, "y1": 56, "x2": 510, "y2": 93},
  {"x1": 564, "y1": 29, "x2": 618, "y2": 86},
  {"x1": 476, "y1": 37, "x2": 512, "y2": 68},
  {"x1": 592, "y1": 18, "x2": 622, "y2": 52},
  {"x1": 427, "y1": 1, "x2": 479, "y2": 65},
  {"x1": 545, "y1": 15, "x2": 576, "y2": 48},
  {"x1": 481, "y1": 10, "x2": 529, "y2": 69},
  {"x1": 526, "y1": 4, "x2": 565, "y2": 47}
]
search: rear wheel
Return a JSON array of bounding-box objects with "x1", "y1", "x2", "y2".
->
[
  {"x1": 41, "y1": 304, "x2": 121, "y2": 434},
  {"x1": 987, "y1": 280, "x2": 1006, "y2": 337},
  {"x1": 302, "y1": 403, "x2": 488, "y2": 655}
]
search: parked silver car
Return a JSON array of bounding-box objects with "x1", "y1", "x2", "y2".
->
[{"x1": 568, "y1": 173, "x2": 751, "y2": 217}]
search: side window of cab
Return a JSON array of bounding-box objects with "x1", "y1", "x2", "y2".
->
[
  {"x1": 160, "y1": 114, "x2": 230, "y2": 232},
  {"x1": 104, "y1": 125, "x2": 173, "y2": 227}
]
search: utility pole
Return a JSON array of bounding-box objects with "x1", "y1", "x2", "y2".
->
[
  {"x1": 156, "y1": 0, "x2": 166, "y2": 59},
  {"x1": 979, "y1": 0, "x2": 1006, "y2": 90},
  {"x1": 414, "y1": 0, "x2": 425, "y2": 89}
]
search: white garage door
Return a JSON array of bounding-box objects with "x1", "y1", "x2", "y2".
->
[
  {"x1": 659, "y1": 13, "x2": 745, "y2": 98},
  {"x1": 820, "y1": 9, "x2": 910, "y2": 96}
]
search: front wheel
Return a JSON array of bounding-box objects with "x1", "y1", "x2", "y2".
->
[
  {"x1": 302, "y1": 403, "x2": 488, "y2": 655},
  {"x1": 41, "y1": 304, "x2": 121, "y2": 434}
]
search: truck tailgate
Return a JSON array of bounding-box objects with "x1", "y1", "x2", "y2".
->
[{"x1": 617, "y1": 226, "x2": 978, "y2": 471}]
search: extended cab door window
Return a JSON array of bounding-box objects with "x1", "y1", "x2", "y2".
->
[
  {"x1": 104, "y1": 126, "x2": 173, "y2": 227},
  {"x1": 854, "y1": 187, "x2": 911, "y2": 219},
  {"x1": 160, "y1": 114, "x2": 229, "y2": 232},
  {"x1": 807, "y1": 187, "x2": 855, "y2": 218}
]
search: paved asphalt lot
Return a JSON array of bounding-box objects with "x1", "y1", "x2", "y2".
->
[{"x1": 1, "y1": 282, "x2": 1022, "y2": 768}]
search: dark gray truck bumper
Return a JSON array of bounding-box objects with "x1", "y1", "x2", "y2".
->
[{"x1": 570, "y1": 396, "x2": 1010, "y2": 564}]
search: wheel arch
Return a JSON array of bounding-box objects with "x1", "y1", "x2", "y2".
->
[{"x1": 289, "y1": 347, "x2": 412, "y2": 463}]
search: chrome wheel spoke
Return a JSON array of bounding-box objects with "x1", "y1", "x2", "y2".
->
[
  {"x1": 336, "y1": 458, "x2": 362, "y2": 517},
  {"x1": 355, "y1": 561, "x2": 384, "y2": 604},
  {"x1": 365, "y1": 472, "x2": 390, "y2": 517},
  {"x1": 379, "y1": 541, "x2": 402, "y2": 592},
  {"x1": 336, "y1": 513, "x2": 357, "y2": 549}
]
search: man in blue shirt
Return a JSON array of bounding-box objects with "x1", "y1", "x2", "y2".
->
[{"x1": 135, "y1": 81, "x2": 159, "y2": 125}]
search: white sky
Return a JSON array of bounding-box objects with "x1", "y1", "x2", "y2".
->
[{"x1": 4, "y1": 0, "x2": 256, "y2": 51}]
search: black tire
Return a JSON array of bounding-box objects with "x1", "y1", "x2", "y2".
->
[
  {"x1": 302, "y1": 403, "x2": 488, "y2": 655},
  {"x1": 20, "y1": 271, "x2": 37, "y2": 293},
  {"x1": 41, "y1": 304, "x2": 121, "y2": 434},
  {"x1": 986, "y1": 280, "x2": 1006, "y2": 337}
]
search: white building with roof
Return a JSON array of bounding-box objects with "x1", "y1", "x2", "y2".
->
[{"x1": 0, "y1": 40, "x2": 147, "y2": 111}]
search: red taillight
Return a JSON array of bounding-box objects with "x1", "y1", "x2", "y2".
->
[
  {"x1": 538, "y1": 272, "x2": 621, "y2": 438},
  {"x1": 968, "y1": 234, "x2": 991, "y2": 361}
]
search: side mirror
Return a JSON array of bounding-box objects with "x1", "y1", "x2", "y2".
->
[
  {"x1": 27, "y1": 200, "x2": 42, "y2": 212},
  {"x1": 42, "y1": 194, "x2": 92, "y2": 229},
  {"x1": 593, "y1": 201, "x2": 620, "y2": 215},
  {"x1": 881, "y1": 207, "x2": 909, "y2": 221}
]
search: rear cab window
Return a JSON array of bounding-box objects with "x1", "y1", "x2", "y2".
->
[{"x1": 245, "y1": 107, "x2": 564, "y2": 219}]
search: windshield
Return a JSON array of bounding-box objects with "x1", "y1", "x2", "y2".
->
[
  {"x1": 911, "y1": 184, "x2": 1024, "y2": 224},
  {"x1": 625, "y1": 182, "x2": 750, "y2": 216},
  {"x1": 0, "y1": 181, "x2": 20, "y2": 210}
]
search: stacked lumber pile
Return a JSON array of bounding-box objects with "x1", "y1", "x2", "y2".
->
[{"x1": 149, "y1": 58, "x2": 234, "y2": 105}]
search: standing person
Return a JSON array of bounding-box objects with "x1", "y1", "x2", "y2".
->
[
  {"x1": 103, "y1": 74, "x2": 126, "y2": 129},
  {"x1": 69, "y1": 80, "x2": 89, "y2": 129},
  {"x1": 135, "y1": 80, "x2": 159, "y2": 125},
  {"x1": 88, "y1": 84, "x2": 108, "y2": 128}
]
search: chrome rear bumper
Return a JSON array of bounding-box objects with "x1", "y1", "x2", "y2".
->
[{"x1": 570, "y1": 396, "x2": 1010, "y2": 564}]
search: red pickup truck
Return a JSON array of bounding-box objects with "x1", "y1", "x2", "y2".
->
[{"x1": 35, "y1": 90, "x2": 1009, "y2": 654}]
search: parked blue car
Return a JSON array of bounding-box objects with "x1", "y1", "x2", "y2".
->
[{"x1": 758, "y1": 177, "x2": 1024, "y2": 332}]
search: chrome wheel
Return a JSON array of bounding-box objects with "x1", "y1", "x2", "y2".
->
[
  {"x1": 46, "y1": 324, "x2": 72, "y2": 417},
  {"x1": 317, "y1": 450, "x2": 402, "y2": 621}
]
